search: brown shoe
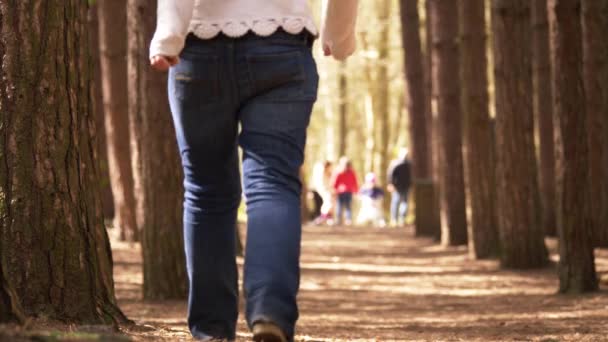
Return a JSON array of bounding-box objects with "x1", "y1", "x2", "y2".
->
[
  {"x1": 198, "y1": 337, "x2": 234, "y2": 342},
  {"x1": 252, "y1": 322, "x2": 287, "y2": 342}
]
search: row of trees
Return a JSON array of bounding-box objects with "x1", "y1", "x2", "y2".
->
[
  {"x1": 0, "y1": 0, "x2": 187, "y2": 323},
  {"x1": 396, "y1": 0, "x2": 606, "y2": 293},
  {"x1": 0, "y1": 0, "x2": 605, "y2": 327},
  {"x1": 310, "y1": 0, "x2": 604, "y2": 294}
]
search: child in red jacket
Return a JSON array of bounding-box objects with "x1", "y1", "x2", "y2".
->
[{"x1": 332, "y1": 157, "x2": 359, "y2": 226}]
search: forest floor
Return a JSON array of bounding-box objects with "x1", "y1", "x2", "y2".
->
[
  {"x1": 1, "y1": 225, "x2": 608, "y2": 341},
  {"x1": 115, "y1": 225, "x2": 608, "y2": 342}
]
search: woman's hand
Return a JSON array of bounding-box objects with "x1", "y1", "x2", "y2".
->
[
  {"x1": 323, "y1": 44, "x2": 332, "y2": 57},
  {"x1": 150, "y1": 55, "x2": 179, "y2": 71}
]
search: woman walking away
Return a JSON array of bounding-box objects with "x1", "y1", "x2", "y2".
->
[
  {"x1": 150, "y1": 1, "x2": 358, "y2": 341},
  {"x1": 332, "y1": 157, "x2": 359, "y2": 226}
]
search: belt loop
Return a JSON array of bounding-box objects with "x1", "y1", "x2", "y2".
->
[{"x1": 303, "y1": 31, "x2": 314, "y2": 48}]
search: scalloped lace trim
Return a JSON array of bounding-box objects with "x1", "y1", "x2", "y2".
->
[{"x1": 189, "y1": 16, "x2": 318, "y2": 39}]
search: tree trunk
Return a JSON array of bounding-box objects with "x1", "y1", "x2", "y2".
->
[
  {"x1": 360, "y1": 33, "x2": 376, "y2": 175},
  {"x1": 320, "y1": 59, "x2": 336, "y2": 161},
  {"x1": 127, "y1": 0, "x2": 188, "y2": 299},
  {"x1": 89, "y1": 3, "x2": 115, "y2": 221},
  {"x1": 392, "y1": 92, "x2": 406, "y2": 150},
  {"x1": 98, "y1": 0, "x2": 138, "y2": 242},
  {"x1": 364, "y1": 92, "x2": 375, "y2": 174},
  {"x1": 0, "y1": 262, "x2": 24, "y2": 322},
  {"x1": 424, "y1": 0, "x2": 441, "y2": 242},
  {"x1": 459, "y1": 0, "x2": 500, "y2": 259},
  {"x1": 376, "y1": 0, "x2": 391, "y2": 189},
  {"x1": 301, "y1": 168, "x2": 309, "y2": 223},
  {"x1": 429, "y1": 0, "x2": 468, "y2": 246},
  {"x1": 337, "y1": 62, "x2": 348, "y2": 158},
  {"x1": 548, "y1": 0, "x2": 598, "y2": 293},
  {"x1": 491, "y1": 0, "x2": 548, "y2": 269},
  {"x1": 581, "y1": 0, "x2": 608, "y2": 248},
  {"x1": 424, "y1": 0, "x2": 437, "y2": 183},
  {"x1": 532, "y1": 0, "x2": 557, "y2": 238},
  {"x1": 0, "y1": 0, "x2": 127, "y2": 323},
  {"x1": 399, "y1": 0, "x2": 440, "y2": 237}
]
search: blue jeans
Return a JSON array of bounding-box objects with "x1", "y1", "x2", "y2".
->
[
  {"x1": 336, "y1": 192, "x2": 353, "y2": 224},
  {"x1": 168, "y1": 31, "x2": 318, "y2": 341},
  {"x1": 390, "y1": 191, "x2": 409, "y2": 223}
]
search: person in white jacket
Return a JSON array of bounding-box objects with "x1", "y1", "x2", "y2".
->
[{"x1": 150, "y1": 1, "x2": 358, "y2": 341}]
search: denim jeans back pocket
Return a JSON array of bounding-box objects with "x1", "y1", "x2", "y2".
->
[
  {"x1": 246, "y1": 49, "x2": 315, "y2": 102},
  {"x1": 172, "y1": 53, "x2": 221, "y2": 105}
]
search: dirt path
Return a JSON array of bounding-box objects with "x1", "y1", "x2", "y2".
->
[{"x1": 115, "y1": 225, "x2": 608, "y2": 341}]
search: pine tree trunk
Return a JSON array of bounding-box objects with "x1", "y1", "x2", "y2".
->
[
  {"x1": 429, "y1": 0, "x2": 468, "y2": 246},
  {"x1": 460, "y1": 0, "x2": 500, "y2": 259},
  {"x1": 491, "y1": 0, "x2": 547, "y2": 269},
  {"x1": 301, "y1": 168, "x2": 309, "y2": 223},
  {"x1": 361, "y1": 33, "x2": 376, "y2": 175},
  {"x1": 320, "y1": 58, "x2": 336, "y2": 161},
  {"x1": 581, "y1": 0, "x2": 608, "y2": 248},
  {"x1": 376, "y1": 0, "x2": 391, "y2": 189},
  {"x1": 424, "y1": 0, "x2": 437, "y2": 184},
  {"x1": 98, "y1": 0, "x2": 138, "y2": 242},
  {"x1": 532, "y1": 0, "x2": 557, "y2": 238},
  {"x1": 127, "y1": 0, "x2": 188, "y2": 299},
  {"x1": 548, "y1": 0, "x2": 598, "y2": 293},
  {"x1": 364, "y1": 92, "x2": 375, "y2": 174},
  {"x1": 399, "y1": 0, "x2": 440, "y2": 237},
  {"x1": 0, "y1": 263, "x2": 24, "y2": 322},
  {"x1": 0, "y1": 0, "x2": 127, "y2": 323},
  {"x1": 337, "y1": 62, "x2": 347, "y2": 158},
  {"x1": 89, "y1": 4, "x2": 115, "y2": 221},
  {"x1": 424, "y1": 0, "x2": 441, "y2": 241}
]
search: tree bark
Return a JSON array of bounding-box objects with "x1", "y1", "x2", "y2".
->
[
  {"x1": 491, "y1": 0, "x2": 548, "y2": 269},
  {"x1": 424, "y1": 0, "x2": 441, "y2": 242},
  {"x1": 360, "y1": 33, "x2": 376, "y2": 175},
  {"x1": 399, "y1": 0, "x2": 440, "y2": 238},
  {"x1": 532, "y1": 0, "x2": 557, "y2": 238},
  {"x1": 127, "y1": 0, "x2": 188, "y2": 299},
  {"x1": 548, "y1": 0, "x2": 598, "y2": 293},
  {"x1": 98, "y1": 0, "x2": 138, "y2": 242},
  {"x1": 581, "y1": 0, "x2": 608, "y2": 248},
  {"x1": 337, "y1": 62, "x2": 347, "y2": 158},
  {"x1": 320, "y1": 58, "x2": 336, "y2": 161},
  {"x1": 89, "y1": 3, "x2": 115, "y2": 221},
  {"x1": 424, "y1": 0, "x2": 437, "y2": 184},
  {"x1": 429, "y1": 0, "x2": 468, "y2": 246},
  {"x1": 460, "y1": 0, "x2": 500, "y2": 259},
  {"x1": 376, "y1": 0, "x2": 391, "y2": 189},
  {"x1": 0, "y1": 0, "x2": 127, "y2": 323}
]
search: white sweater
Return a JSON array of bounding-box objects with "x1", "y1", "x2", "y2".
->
[{"x1": 150, "y1": 0, "x2": 358, "y2": 61}]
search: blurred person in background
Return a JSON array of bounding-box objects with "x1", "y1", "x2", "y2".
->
[
  {"x1": 356, "y1": 172, "x2": 386, "y2": 227},
  {"x1": 387, "y1": 148, "x2": 412, "y2": 227}
]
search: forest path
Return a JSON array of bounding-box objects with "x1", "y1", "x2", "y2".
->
[{"x1": 115, "y1": 225, "x2": 608, "y2": 341}]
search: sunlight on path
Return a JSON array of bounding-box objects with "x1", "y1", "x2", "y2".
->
[{"x1": 112, "y1": 225, "x2": 608, "y2": 341}]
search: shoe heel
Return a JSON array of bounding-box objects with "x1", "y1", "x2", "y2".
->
[{"x1": 252, "y1": 322, "x2": 287, "y2": 342}]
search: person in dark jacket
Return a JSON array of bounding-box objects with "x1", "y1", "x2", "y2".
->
[{"x1": 387, "y1": 148, "x2": 412, "y2": 227}]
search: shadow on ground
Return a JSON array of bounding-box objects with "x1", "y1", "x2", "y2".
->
[{"x1": 111, "y1": 224, "x2": 608, "y2": 341}]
